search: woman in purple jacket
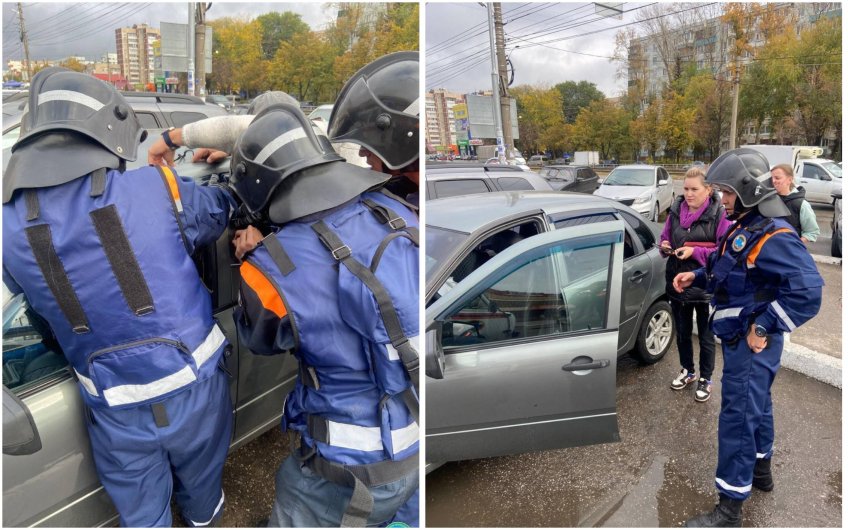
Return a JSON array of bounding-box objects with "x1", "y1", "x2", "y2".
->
[{"x1": 661, "y1": 167, "x2": 733, "y2": 402}]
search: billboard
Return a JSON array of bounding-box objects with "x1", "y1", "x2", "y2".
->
[
  {"x1": 159, "y1": 22, "x2": 212, "y2": 74},
  {"x1": 465, "y1": 94, "x2": 519, "y2": 140},
  {"x1": 453, "y1": 103, "x2": 468, "y2": 120}
]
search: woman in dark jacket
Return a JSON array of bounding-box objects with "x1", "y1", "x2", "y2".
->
[{"x1": 660, "y1": 167, "x2": 733, "y2": 402}]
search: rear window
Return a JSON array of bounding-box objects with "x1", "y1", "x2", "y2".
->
[
  {"x1": 169, "y1": 112, "x2": 210, "y2": 127},
  {"x1": 497, "y1": 177, "x2": 535, "y2": 191},
  {"x1": 135, "y1": 112, "x2": 160, "y2": 129},
  {"x1": 433, "y1": 179, "x2": 490, "y2": 198}
]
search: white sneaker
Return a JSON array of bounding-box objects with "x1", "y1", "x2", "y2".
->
[{"x1": 671, "y1": 368, "x2": 697, "y2": 390}]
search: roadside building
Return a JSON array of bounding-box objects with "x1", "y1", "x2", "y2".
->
[{"x1": 115, "y1": 23, "x2": 160, "y2": 89}]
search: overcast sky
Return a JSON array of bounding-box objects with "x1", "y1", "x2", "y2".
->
[
  {"x1": 426, "y1": 2, "x2": 651, "y2": 97},
  {"x1": 2, "y1": 2, "x2": 336, "y2": 64}
]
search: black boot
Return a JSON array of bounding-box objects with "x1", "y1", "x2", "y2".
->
[
  {"x1": 684, "y1": 495, "x2": 743, "y2": 527},
  {"x1": 752, "y1": 458, "x2": 774, "y2": 492}
]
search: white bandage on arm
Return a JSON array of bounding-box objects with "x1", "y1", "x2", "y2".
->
[{"x1": 182, "y1": 115, "x2": 255, "y2": 153}]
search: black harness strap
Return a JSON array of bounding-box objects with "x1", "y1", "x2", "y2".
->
[
  {"x1": 310, "y1": 221, "x2": 420, "y2": 399},
  {"x1": 362, "y1": 199, "x2": 420, "y2": 246},
  {"x1": 369, "y1": 232, "x2": 417, "y2": 273},
  {"x1": 262, "y1": 234, "x2": 296, "y2": 276},
  {"x1": 299, "y1": 364, "x2": 320, "y2": 389},
  {"x1": 90, "y1": 205, "x2": 155, "y2": 316},
  {"x1": 24, "y1": 189, "x2": 39, "y2": 221},
  {"x1": 89, "y1": 168, "x2": 107, "y2": 198},
  {"x1": 25, "y1": 224, "x2": 91, "y2": 334},
  {"x1": 378, "y1": 188, "x2": 418, "y2": 213}
]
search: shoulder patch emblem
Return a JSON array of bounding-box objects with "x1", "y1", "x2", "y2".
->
[{"x1": 731, "y1": 234, "x2": 747, "y2": 252}]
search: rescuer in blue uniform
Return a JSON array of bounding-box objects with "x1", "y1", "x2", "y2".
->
[
  {"x1": 327, "y1": 51, "x2": 421, "y2": 528},
  {"x1": 673, "y1": 148, "x2": 823, "y2": 527},
  {"x1": 229, "y1": 100, "x2": 419, "y2": 527},
  {"x1": 2, "y1": 67, "x2": 235, "y2": 527}
]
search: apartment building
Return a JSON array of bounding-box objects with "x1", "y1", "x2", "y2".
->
[{"x1": 115, "y1": 24, "x2": 160, "y2": 87}]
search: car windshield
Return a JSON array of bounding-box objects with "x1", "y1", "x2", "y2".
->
[
  {"x1": 208, "y1": 95, "x2": 228, "y2": 104},
  {"x1": 603, "y1": 168, "x2": 655, "y2": 186},
  {"x1": 821, "y1": 161, "x2": 842, "y2": 178},
  {"x1": 426, "y1": 225, "x2": 469, "y2": 276},
  {"x1": 541, "y1": 167, "x2": 573, "y2": 179},
  {"x1": 308, "y1": 106, "x2": 333, "y2": 122}
]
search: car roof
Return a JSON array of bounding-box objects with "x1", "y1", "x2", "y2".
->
[
  {"x1": 427, "y1": 190, "x2": 619, "y2": 233},
  {"x1": 614, "y1": 164, "x2": 660, "y2": 170}
]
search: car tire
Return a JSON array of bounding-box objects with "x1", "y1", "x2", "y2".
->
[
  {"x1": 831, "y1": 233, "x2": 841, "y2": 258},
  {"x1": 633, "y1": 300, "x2": 673, "y2": 364}
]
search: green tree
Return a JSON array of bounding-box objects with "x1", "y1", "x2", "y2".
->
[
  {"x1": 59, "y1": 57, "x2": 86, "y2": 72},
  {"x1": 257, "y1": 11, "x2": 310, "y2": 60},
  {"x1": 511, "y1": 85, "x2": 566, "y2": 156},
  {"x1": 209, "y1": 17, "x2": 266, "y2": 97},
  {"x1": 269, "y1": 30, "x2": 333, "y2": 103},
  {"x1": 554, "y1": 80, "x2": 605, "y2": 123},
  {"x1": 658, "y1": 93, "x2": 696, "y2": 162},
  {"x1": 630, "y1": 98, "x2": 662, "y2": 162},
  {"x1": 683, "y1": 72, "x2": 732, "y2": 160},
  {"x1": 571, "y1": 99, "x2": 631, "y2": 161}
]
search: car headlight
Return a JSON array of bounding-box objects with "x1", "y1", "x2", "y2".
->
[{"x1": 632, "y1": 192, "x2": 653, "y2": 206}]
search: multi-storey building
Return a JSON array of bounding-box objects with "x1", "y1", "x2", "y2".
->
[
  {"x1": 115, "y1": 24, "x2": 160, "y2": 88},
  {"x1": 426, "y1": 88, "x2": 463, "y2": 152},
  {"x1": 628, "y1": 2, "x2": 841, "y2": 152}
]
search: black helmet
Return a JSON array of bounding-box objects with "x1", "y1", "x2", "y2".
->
[
  {"x1": 328, "y1": 51, "x2": 418, "y2": 170},
  {"x1": 230, "y1": 103, "x2": 343, "y2": 215},
  {"x1": 4, "y1": 67, "x2": 146, "y2": 203},
  {"x1": 247, "y1": 91, "x2": 299, "y2": 115},
  {"x1": 706, "y1": 148, "x2": 789, "y2": 219}
]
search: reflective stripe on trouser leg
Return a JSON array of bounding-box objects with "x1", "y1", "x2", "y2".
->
[
  {"x1": 754, "y1": 388, "x2": 775, "y2": 460},
  {"x1": 715, "y1": 334, "x2": 783, "y2": 500},
  {"x1": 168, "y1": 368, "x2": 233, "y2": 526}
]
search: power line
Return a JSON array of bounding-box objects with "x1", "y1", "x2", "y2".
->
[
  {"x1": 28, "y1": 4, "x2": 138, "y2": 43},
  {"x1": 30, "y1": 4, "x2": 152, "y2": 49},
  {"x1": 427, "y1": 3, "x2": 535, "y2": 55}
]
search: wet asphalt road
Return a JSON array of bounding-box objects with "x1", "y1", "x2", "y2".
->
[{"x1": 425, "y1": 345, "x2": 842, "y2": 527}]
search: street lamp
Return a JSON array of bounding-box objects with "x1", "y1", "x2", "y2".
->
[{"x1": 506, "y1": 45, "x2": 519, "y2": 86}]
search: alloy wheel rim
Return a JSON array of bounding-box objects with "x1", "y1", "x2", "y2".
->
[{"x1": 646, "y1": 309, "x2": 672, "y2": 356}]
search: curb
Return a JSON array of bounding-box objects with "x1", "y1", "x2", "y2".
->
[
  {"x1": 781, "y1": 338, "x2": 842, "y2": 389},
  {"x1": 810, "y1": 253, "x2": 841, "y2": 265}
]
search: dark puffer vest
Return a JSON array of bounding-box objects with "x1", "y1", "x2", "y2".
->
[
  {"x1": 664, "y1": 193, "x2": 723, "y2": 303},
  {"x1": 778, "y1": 186, "x2": 806, "y2": 235}
]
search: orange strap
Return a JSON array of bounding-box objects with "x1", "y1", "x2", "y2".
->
[
  {"x1": 747, "y1": 228, "x2": 793, "y2": 265},
  {"x1": 158, "y1": 166, "x2": 183, "y2": 213},
  {"x1": 240, "y1": 261, "x2": 288, "y2": 318}
]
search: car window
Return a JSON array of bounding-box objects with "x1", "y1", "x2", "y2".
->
[
  {"x1": 135, "y1": 112, "x2": 160, "y2": 129},
  {"x1": 2, "y1": 125, "x2": 20, "y2": 150},
  {"x1": 497, "y1": 176, "x2": 535, "y2": 191},
  {"x1": 169, "y1": 111, "x2": 211, "y2": 128},
  {"x1": 553, "y1": 213, "x2": 634, "y2": 258},
  {"x1": 3, "y1": 293, "x2": 69, "y2": 394},
  {"x1": 620, "y1": 210, "x2": 655, "y2": 251},
  {"x1": 441, "y1": 242, "x2": 612, "y2": 349},
  {"x1": 433, "y1": 179, "x2": 490, "y2": 198}
]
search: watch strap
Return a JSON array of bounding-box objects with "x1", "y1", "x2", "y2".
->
[{"x1": 162, "y1": 128, "x2": 178, "y2": 150}]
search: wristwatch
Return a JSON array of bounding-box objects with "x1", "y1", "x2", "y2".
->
[
  {"x1": 162, "y1": 127, "x2": 178, "y2": 150},
  {"x1": 753, "y1": 324, "x2": 768, "y2": 338}
]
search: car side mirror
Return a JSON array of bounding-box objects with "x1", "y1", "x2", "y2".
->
[
  {"x1": 3, "y1": 386, "x2": 42, "y2": 456},
  {"x1": 822, "y1": 173, "x2": 832, "y2": 181},
  {"x1": 425, "y1": 327, "x2": 445, "y2": 379}
]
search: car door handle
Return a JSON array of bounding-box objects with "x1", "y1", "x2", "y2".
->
[
  {"x1": 629, "y1": 270, "x2": 648, "y2": 282},
  {"x1": 562, "y1": 359, "x2": 610, "y2": 371}
]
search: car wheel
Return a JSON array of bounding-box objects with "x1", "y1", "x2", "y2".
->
[
  {"x1": 633, "y1": 300, "x2": 673, "y2": 364},
  {"x1": 831, "y1": 234, "x2": 841, "y2": 258}
]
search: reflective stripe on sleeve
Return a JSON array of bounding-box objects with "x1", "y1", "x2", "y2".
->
[
  {"x1": 328, "y1": 420, "x2": 419, "y2": 455},
  {"x1": 38, "y1": 90, "x2": 105, "y2": 111},
  {"x1": 192, "y1": 324, "x2": 226, "y2": 368},
  {"x1": 385, "y1": 335, "x2": 419, "y2": 361},
  {"x1": 713, "y1": 307, "x2": 743, "y2": 320},
  {"x1": 715, "y1": 477, "x2": 752, "y2": 494},
  {"x1": 159, "y1": 166, "x2": 184, "y2": 213},
  {"x1": 240, "y1": 261, "x2": 288, "y2": 318},
  {"x1": 103, "y1": 365, "x2": 196, "y2": 407},
  {"x1": 770, "y1": 300, "x2": 797, "y2": 331},
  {"x1": 747, "y1": 228, "x2": 794, "y2": 265}
]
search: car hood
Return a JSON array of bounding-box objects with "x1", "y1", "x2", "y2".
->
[{"x1": 594, "y1": 184, "x2": 651, "y2": 200}]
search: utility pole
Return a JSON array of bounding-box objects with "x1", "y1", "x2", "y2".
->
[
  {"x1": 17, "y1": 3, "x2": 32, "y2": 82},
  {"x1": 486, "y1": 3, "x2": 506, "y2": 162},
  {"x1": 729, "y1": 62, "x2": 739, "y2": 150},
  {"x1": 493, "y1": 3, "x2": 513, "y2": 156},
  {"x1": 194, "y1": 3, "x2": 210, "y2": 97},
  {"x1": 187, "y1": 2, "x2": 195, "y2": 96}
]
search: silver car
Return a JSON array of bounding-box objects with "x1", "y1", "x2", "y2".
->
[
  {"x1": 424, "y1": 191, "x2": 673, "y2": 469},
  {"x1": 594, "y1": 164, "x2": 675, "y2": 222}
]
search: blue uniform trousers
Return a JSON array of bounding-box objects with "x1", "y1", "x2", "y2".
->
[
  {"x1": 715, "y1": 333, "x2": 782, "y2": 500},
  {"x1": 86, "y1": 367, "x2": 233, "y2": 527},
  {"x1": 384, "y1": 488, "x2": 419, "y2": 527},
  {"x1": 268, "y1": 454, "x2": 419, "y2": 527}
]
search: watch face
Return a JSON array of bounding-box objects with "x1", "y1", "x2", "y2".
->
[{"x1": 755, "y1": 326, "x2": 767, "y2": 337}]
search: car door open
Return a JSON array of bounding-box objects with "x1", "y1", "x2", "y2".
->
[{"x1": 426, "y1": 220, "x2": 626, "y2": 465}]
